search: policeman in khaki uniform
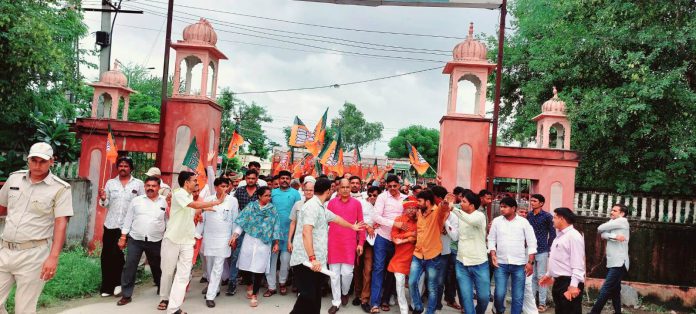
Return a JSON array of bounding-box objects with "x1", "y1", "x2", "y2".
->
[{"x1": 0, "y1": 142, "x2": 73, "y2": 314}]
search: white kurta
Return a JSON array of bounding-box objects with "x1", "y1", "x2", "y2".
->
[
  {"x1": 196, "y1": 195, "x2": 239, "y2": 257},
  {"x1": 235, "y1": 231, "x2": 271, "y2": 274}
]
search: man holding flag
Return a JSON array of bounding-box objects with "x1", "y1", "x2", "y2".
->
[{"x1": 98, "y1": 156, "x2": 144, "y2": 297}]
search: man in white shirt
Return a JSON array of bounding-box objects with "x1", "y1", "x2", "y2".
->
[
  {"x1": 590, "y1": 204, "x2": 630, "y2": 314},
  {"x1": 98, "y1": 157, "x2": 144, "y2": 297},
  {"x1": 196, "y1": 178, "x2": 238, "y2": 308},
  {"x1": 116, "y1": 176, "x2": 167, "y2": 306},
  {"x1": 488, "y1": 197, "x2": 537, "y2": 314}
]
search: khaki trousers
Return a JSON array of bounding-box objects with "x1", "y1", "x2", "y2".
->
[
  {"x1": 0, "y1": 244, "x2": 50, "y2": 314},
  {"x1": 159, "y1": 238, "x2": 193, "y2": 314}
]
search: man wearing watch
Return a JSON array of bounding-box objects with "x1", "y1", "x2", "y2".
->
[
  {"x1": 487, "y1": 197, "x2": 537, "y2": 314},
  {"x1": 289, "y1": 178, "x2": 364, "y2": 314}
]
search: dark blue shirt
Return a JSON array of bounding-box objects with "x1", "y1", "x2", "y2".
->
[
  {"x1": 527, "y1": 209, "x2": 556, "y2": 254},
  {"x1": 234, "y1": 185, "x2": 259, "y2": 211}
]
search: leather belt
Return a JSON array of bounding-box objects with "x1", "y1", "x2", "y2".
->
[{"x1": 1, "y1": 239, "x2": 49, "y2": 251}]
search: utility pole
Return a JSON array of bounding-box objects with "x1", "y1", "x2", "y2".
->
[
  {"x1": 154, "y1": 0, "x2": 174, "y2": 168},
  {"x1": 99, "y1": 1, "x2": 111, "y2": 76}
]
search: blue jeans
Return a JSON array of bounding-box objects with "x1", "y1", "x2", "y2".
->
[
  {"x1": 455, "y1": 260, "x2": 490, "y2": 314},
  {"x1": 226, "y1": 234, "x2": 243, "y2": 292},
  {"x1": 370, "y1": 234, "x2": 395, "y2": 307},
  {"x1": 532, "y1": 252, "x2": 549, "y2": 306},
  {"x1": 408, "y1": 256, "x2": 442, "y2": 314},
  {"x1": 590, "y1": 265, "x2": 627, "y2": 314},
  {"x1": 494, "y1": 264, "x2": 525, "y2": 314}
]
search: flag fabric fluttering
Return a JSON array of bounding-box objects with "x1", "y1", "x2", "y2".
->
[
  {"x1": 293, "y1": 153, "x2": 314, "y2": 178},
  {"x1": 288, "y1": 116, "x2": 314, "y2": 148},
  {"x1": 274, "y1": 151, "x2": 292, "y2": 175},
  {"x1": 406, "y1": 142, "x2": 430, "y2": 175},
  {"x1": 106, "y1": 124, "x2": 118, "y2": 164},
  {"x1": 226, "y1": 125, "x2": 244, "y2": 159},
  {"x1": 305, "y1": 109, "x2": 328, "y2": 157},
  {"x1": 348, "y1": 147, "x2": 362, "y2": 178},
  {"x1": 319, "y1": 129, "x2": 344, "y2": 177},
  {"x1": 367, "y1": 158, "x2": 379, "y2": 180},
  {"x1": 183, "y1": 137, "x2": 207, "y2": 189}
]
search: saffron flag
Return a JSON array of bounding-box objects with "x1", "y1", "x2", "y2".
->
[
  {"x1": 348, "y1": 147, "x2": 362, "y2": 177},
  {"x1": 226, "y1": 125, "x2": 244, "y2": 159},
  {"x1": 289, "y1": 116, "x2": 314, "y2": 147},
  {"x1": 182, "y1": 137, "x2": 208, "y2": 188},
  {"x1": 406, "y1": 142, "x2": 430, "y2": 175},
  {"x1": 274, "y1": 151, "x2": 292, "y2": 175},
  {"x1": 293, "y1": 153, "x2": 314, "y2": 178},
  {"x1": 319, "y1": 129, "x2": 344, "y2": 177},
  {"x1": 369, "y1": 158, "x2": 379, "y2": 179},
  {"x1": 105, "y1": 125, "x2": 118, "y2": 164},
  {"x1": 305, "y1": 108, "x2": 328, "y2": 156}
]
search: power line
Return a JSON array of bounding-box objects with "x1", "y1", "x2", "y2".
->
[
  {"x1": 233, "y1": 66, "x2": 442, "y2": 95},
  {"x1": 126, "y1": 5, "x2": 450, "y2": 64},
  {"x1": 139, "y1": 0, "x2": 464, "y2": 39},
  {"x1": 129, "y1": 1, "x2": 454, "y2": 54}
]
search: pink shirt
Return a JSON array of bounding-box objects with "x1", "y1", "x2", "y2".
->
[
  {"x1": 546, "y1": 225, "x2": 586, "y2": 287},
  {"x1": 371, "y1": 191, "x2": 407, "y2": 241},
  {"x1": 327, "y1": 197, "x2": 365, "y2": 265}
]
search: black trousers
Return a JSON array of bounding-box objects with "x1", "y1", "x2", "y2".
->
[
  {"x1": 250, "y1": 272, "x2": 265, "y2": 295},
  {"x1": 121, "y1": 236, "x2": 162, "y2": 298},
  {"x1": 552, "y1": 276, "x2": 584, "y2": 314},
  {"x1": 101, "y1": 226, "x2": 125, "y2": 294},
  {"x1": 290, "y1": 265, "x2": 327, "y2": 314}
]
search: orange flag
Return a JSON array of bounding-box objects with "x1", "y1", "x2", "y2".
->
[
  {"x1": 305, "y1": 109, "x2": 328, "y2": 157},
  {"x1": 226, "y1": 125, "x2": 244, "y2": 159},
  {"x1": 106, "y1": 125, "x2": 118, "y2": 164},
  {"x1": 407, "y1": 142, "x2": 430, "y2": 175}
]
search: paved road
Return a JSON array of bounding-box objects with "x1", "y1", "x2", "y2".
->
[{"x1": 51, "y1": 274, "x2": 466, "y2": 314}]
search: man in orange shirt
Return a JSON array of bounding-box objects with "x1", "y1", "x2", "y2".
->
[
  {"x1": 408, "y1": 189, "x2": 453, "y2": 314},
  {"x1": 388, "y1": 198, "x2": 418, "y2": 314}
]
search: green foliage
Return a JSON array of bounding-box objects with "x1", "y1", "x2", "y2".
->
[
  {"x1": 220, "y1": 156, "x2": 242, "y2": 172},
  {"x1": 489, "y1": 0, "x2": 696, "y2": 195},
  {"x1": 217, "y1": 89, "x2": 274, "y2": 159},
  {"x1": 33, "y1": 117, "x2": 79, "y2": 162},
  {"x1": 120, "y1": 63, "x2": 172, "y2": 123},
  {"x1": 386, "y1": 125, "x2": 439, "y2": 174},
  {"x1": 330, "y1": 102, "x2": 384, "y2": 150}
]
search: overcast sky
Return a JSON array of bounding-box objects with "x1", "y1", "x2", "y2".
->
[{"x1": 80, "y1": 0, "x2": 502, "y2": 155}]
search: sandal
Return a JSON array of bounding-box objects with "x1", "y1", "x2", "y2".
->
[
  {"x1": 157, "y1": 300, "x2": 168, "y2": 311},
  {"x1": 250, "y1": 295, "x2": 258, "y2": 307},
  {"x1": 538, "y1": 305, "x2": 548, "y2": 312},
  {"x1": 263, "y1": 289, "x2": 277, "y2": 297},
  {"x1": 279, "y1": 284, "x2": 288, "y2": 295},
  {"x1": 246, "y1": 286, "x2": 253, "y2": 299},
  {"x1": 380, "y1": 303, "x2": 390, "y2": 312},
  {"x1": 446, "y1": 301, "x2": 462, "y2": 310},
  {"x1": 370, "y1": 306, "x2": 381, "y2": 313}
]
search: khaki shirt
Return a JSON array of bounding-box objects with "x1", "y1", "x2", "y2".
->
[{"x1": 0, "y1": 170, "x2": 74, "y2": 243}]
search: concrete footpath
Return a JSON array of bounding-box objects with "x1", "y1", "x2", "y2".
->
[{"x1": 46, "y1": 274, "x2": 465, "y2": 314}]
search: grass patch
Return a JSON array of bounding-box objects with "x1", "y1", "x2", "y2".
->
[{"x1": 5, "y1": 246, "x2": 153, "y2": 313}]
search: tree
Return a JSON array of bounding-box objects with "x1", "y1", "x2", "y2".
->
[
  {"x1": 217, "y1": 89, "x2": 274, "y2": 159},
  {"x1": 0, "y1": 0, "x2": 88, "y2": 153},
  {"x1": 386, "y1": 125, "x2": 439, "y2": 173},
  {"x1": 489, "y1": 0, "x2": 696, "y2": 195},
  {"x1": 121, "y1": 64, "x2": 170, "y2": 123},
  {"x1": 330, "y1": 102, "x2": 383, "y2": 150}
]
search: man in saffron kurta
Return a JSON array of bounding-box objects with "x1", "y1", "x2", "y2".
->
[
  {"x1": 388, "y1": 198, "x2": 418, "y2": 314},
  {"x1": 327, "y1": 179, "x2": 366, "y2": 313}
]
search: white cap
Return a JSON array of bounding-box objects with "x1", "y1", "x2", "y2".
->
[
  {"x1": 145, "y1": 167, "x2": 162, "y2": 177},
  {"x1": 303, "y1": 176, "x2": 316, "y2": 184},
  {"x1": 27, "y1": 142, "x2": 53, "y2": 160}
]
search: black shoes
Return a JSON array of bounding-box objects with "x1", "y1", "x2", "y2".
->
[{"x1": 205, "y1": 300, "x2": 215, "y2": 308}]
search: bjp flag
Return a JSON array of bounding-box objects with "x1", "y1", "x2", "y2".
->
[
  {"x1": 305, "y1": 108, "x2": 328, "y2": 157},
  {"x1": 289, "y1": 116, "x2": 313, "y2": 148},
  {"x1": 105, "y1": 124, "x2": 118, "y2": 164},
  {"x1": 406, "y1": 142, "x2": 430, "y2": 175},
  {"x1": 348, "y1": 148, "x2": 362, "y2": 177},
  {"x1": 226, "y1": 125, "x2": 244, "y2": 159}
]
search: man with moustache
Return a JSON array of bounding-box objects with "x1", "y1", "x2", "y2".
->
[
  {"x1": 117, "y1": 176, "x2": 167, "y2": 306},
  {"x1": 98, "y1": 157, "x2": 144, "y2": 297}
]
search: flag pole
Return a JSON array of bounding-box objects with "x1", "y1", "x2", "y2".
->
[
  {"x1": 223, "y1": 136, "x2": 230, "y2": 175},
  {"x1": 100, "y1": 157, "x2": 108, "y2": 189}
]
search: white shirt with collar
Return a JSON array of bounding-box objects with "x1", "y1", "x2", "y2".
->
[
  {"x1": 100, "y1": 175, "x2": 145, "y2": 229},
  {"x1": 120, "y1": 194, "x2": 167, "y2": 242},
  {"x1": 598, "y1": 217, "x2": 630, "y2": 269},
  {"x1": 487, "y1": 214, "x2": 538, "y2": 265}
]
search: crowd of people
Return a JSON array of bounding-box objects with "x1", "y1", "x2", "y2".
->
[{"x1": 0, "y1": 142, "x2": 632, "y2": 314}]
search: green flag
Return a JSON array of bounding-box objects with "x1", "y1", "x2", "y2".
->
[{"x1": 182, "y1": 137, "x2": 200, "y2": 170}]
